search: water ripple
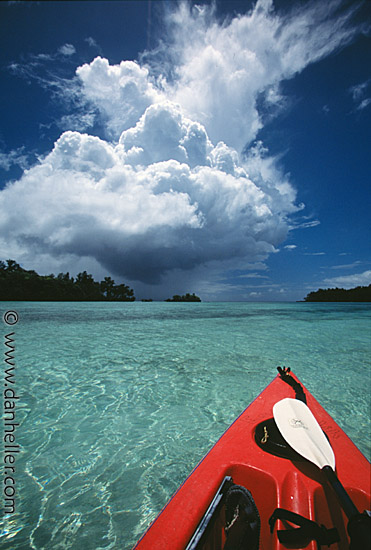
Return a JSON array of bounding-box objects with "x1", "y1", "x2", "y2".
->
[{"x1": 2, "y1": 301, "x2": 370, "y2": 549}]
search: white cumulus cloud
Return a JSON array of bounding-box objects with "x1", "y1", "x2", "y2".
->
[
  {"x1": 58, "y1": 43, "x2": 76, "y2": 56},
  {"x1": 76, "y1": 56, "x2": 163, "y2": 139},
  {"x1": 146, "y1": 0, "x2": 360, "y2": 151},
  {"x1": 0, "y1": 123, "x2": 292, "y2": 283},
  {"x1": 0, "y1": 0, "x2": 365, "y2": 294}
]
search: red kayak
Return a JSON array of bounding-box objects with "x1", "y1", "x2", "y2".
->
[{"x1": 134, "y1": 368, "x2": 370, "y2": 549}]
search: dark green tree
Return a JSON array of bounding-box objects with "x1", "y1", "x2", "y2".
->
[
  {"x1": 100, "y1": 276, "x2": 116, "y2": 300},
  {"x1": 75, "y1": 271, "x2": 101, "y2": 300},
  {"x1": 113, "y1": 283, "x2": 135, "y2": 301}
]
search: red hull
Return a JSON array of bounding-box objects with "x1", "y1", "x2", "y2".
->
[{"x1": 134, "y1": 372, "x2": 370, "y2": 549}]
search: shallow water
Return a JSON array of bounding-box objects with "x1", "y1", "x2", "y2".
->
[{"x1": 1, "y1": 301, "x2": 370, "y2": 549}]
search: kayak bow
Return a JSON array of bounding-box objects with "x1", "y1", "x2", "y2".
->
[{"x1": 133, "y1": 368, "x2": 370, "y2": 549}]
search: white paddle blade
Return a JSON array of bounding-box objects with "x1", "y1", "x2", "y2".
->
[{"x1": 273, "y1": 398, "x2": 335, "y2": 470}]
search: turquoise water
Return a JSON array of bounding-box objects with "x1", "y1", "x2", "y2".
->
[{"x1": 1, "y1": 301, "x2": 370, "y2": 549}]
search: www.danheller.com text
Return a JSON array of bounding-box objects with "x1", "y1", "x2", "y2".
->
[{"x1": 3, "y1": 320, "x2": 19, "y2": 515}]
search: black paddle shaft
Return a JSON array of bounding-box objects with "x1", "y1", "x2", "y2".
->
[
  {"x1": 322, "y1": 466, "x2": 359, "y2": 519},
  {"x1": 322, "y1": 467, "x2": 371, "y2": 549}
]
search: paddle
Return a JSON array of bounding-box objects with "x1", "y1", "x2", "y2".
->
[{"x1": 273, "y1": 398, "x2": 359, "y2": 520}]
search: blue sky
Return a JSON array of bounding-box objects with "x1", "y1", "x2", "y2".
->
[{"x1": 0, "y1": 0, "x2": 370, "y2": 301}]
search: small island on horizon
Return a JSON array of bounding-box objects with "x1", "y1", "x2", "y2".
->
[
  {"x1": 304, "y1": 284, "x2": 371, "y2": 302},
  {"x1": 165, "y1": 293, "x2": 201, "y2": 302}
]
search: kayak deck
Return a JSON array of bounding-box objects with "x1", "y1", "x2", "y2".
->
[{"x1": 134, "y1": 372, "x2": 370, "y2": 549}]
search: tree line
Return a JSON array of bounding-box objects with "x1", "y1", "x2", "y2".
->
[
  {"x1": 165, "y1": 293, "x2": 201, "y2": 302},
  {"x1": 0, "y1": 260, "x2": 135, "y2": 301},
  {"x1": 0, "y1": 260, "x2": 202, "y2": 302},
  {"x1": 304, "y1": 284, "x2": 371, "y2": 302}
]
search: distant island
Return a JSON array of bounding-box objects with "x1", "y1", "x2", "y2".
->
[
  {"x1": 304, "y1": 284, "x2": 371, "y2": 302},
  {"x1": 0, "y1": 260, "x2": 135, "y2": 301},
  {"x1": 165, "y1": 293, "x2": 201, "y2": 302}
]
